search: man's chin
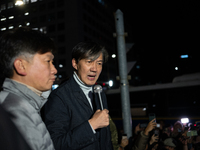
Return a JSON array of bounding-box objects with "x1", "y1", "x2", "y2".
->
[{"x1": 86, "y1": 81, "x2": 96, "y2": 86}]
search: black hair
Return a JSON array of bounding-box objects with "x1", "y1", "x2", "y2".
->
[
  {"x1": 72, "y1": 41, "x2": 108, "y2": 64},
  {"x1": 0, "y1": 27, "x2": 56, "y2": 78}
]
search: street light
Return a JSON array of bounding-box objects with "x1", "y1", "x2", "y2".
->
[
  {"x1": 109, "y1": 80, "x2": 113, "y2": 87},
  {"x1": 111, "y1": 54, "x2": 116, "y2": 58},
  {"x1": 15, "y1": 0, "x2": 24, "y2": 6}
]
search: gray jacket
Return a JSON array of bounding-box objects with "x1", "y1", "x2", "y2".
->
[{"x1": 0, "y1": 78, "x2": 54, "y2": 150}]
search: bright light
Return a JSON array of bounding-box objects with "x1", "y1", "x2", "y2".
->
[
  {"x1": 9, "y1": 26, "x2": 14, "y2": 29},
  {"x1": 24, "y1": 12, "x2": 29, "y2": 16},
  {"x1": 180, "y1": 54, "x2": 188, "y2": 58},
  {"x1": 181, "y1": 118, "x2": 189, "y2": 123},
  {"x1": 19, "y1": 25, "x2": 22, "y2": 27},
  {"x1": 31, "y1": 0, "x2": 37, "y2": 3},
  {"x1": 175, "y1": 67, "x2": 178, "y2": 70},
  {"x1": 52, "y1": 84, "x2": 59, "y2": 90},
  {"x1": 9, "y1": 16, "x2": 14, "y2": 19},
  {"x1": 32, "y1": 28, "x2": 38, "y2": 30},
  {"x1": 109, "y1": 80, "x2": 113, "y2": 87},
  {"x1": 112, "y1": 54, "x2": 116, "y2": 58},
  {"x1": 15, "y1": 0, "x2": 24, "y2": 6},
  {"x1": 136, "y1": 65, "x2": 140, "y2": 69},
  {"x1": 143, "y1": 108, "x2": 146, "y2": 111},
  {"x1": 59, "y1": 64, "x2": 63, "y2": 68},
  {"x1": 1, "y1": 18, "x2": 6, "y2": 21},
  {"x1": 1, "y1": 28, "x2": 6, "y2": 31},
  {"x1": 26, "y1": 22, "x2": 30, "y2": 26}
]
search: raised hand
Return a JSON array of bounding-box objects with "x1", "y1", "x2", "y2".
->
[{"x1": 144, "y1": 118, "x2": 157, "y2": 136}]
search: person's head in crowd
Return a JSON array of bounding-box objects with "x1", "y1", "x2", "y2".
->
[
  {"x1": 163, "y1": 138, "x2": 177, "y2": 150},
  {"x1": 0, "y1": 27, "x2": 57, "y2": 91},
  {"x1": 172, "y1": 121, "x2": 183, "y2": 137},
  {"x1": 71, "y1": 41, "x2": 108, "y2": 86},
  {"x1": 162, "y1": 123, "x2": 173, "y2": 138}
]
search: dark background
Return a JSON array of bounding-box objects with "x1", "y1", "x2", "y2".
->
[
  {"x1": 105, "y1": 0, "x2": 200, "y2": 120},
  {"x1": 108, "y1": 0, "x2": 200, "y2": 85}
]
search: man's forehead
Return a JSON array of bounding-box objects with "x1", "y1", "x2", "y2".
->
[{"x1": 86, "y1": 53, "x2": 103, "y2": 61}]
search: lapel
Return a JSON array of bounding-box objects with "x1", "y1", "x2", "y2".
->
[{"x1": 69, "y1": 77, "x2": 93, "y2": 113}]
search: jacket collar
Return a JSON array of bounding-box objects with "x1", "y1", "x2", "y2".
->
[
  {"x1": 68, "y1": 77, "x2": 93, "y2": 112},
  {"x1": 2, "y1": 78, "x2": 50, "y2": 112}
]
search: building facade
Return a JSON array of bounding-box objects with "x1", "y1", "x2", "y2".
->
[{"x1": 0, "y1": 0, "x2": 123, "y2": 85}]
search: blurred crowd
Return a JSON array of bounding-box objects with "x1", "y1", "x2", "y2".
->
[{"x1": 111, "y1": 119, "x2": 200, "y2": 150}]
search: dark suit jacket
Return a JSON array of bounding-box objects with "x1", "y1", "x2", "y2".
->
[{"x1": 43, "y1": 77, "x2": 113, "y2": 150}]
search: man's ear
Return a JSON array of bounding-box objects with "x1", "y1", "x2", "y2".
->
[
  {"x1": 13, "y1": 59, "x2": 27, "y2": 76},
  {"x1": 72, "y1": 58, "x2": 78, "y2": 70}
]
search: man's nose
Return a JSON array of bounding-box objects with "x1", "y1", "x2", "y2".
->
[
  {"x1": 90, "y1": 62, "x2": 97, "y2": 71},
  {"x1": 51, "y1": 63, "x2": 57, "y2": 74}
]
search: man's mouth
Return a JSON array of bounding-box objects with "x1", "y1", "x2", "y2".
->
[{"x1": 88, "y1": 75, "x2": 96, "y2": 79}]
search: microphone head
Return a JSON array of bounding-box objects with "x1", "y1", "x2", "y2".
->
[{"x1": 93, "y1": 85, "x2": 102, "y2": 93}]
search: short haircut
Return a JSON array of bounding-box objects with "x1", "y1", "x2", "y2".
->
[
  {"x1": 0, "y1": 27, "x2": 56, "y2": 78},
  {"x1": 72, "y1": 41, "x2": 109, "y2": 64}
]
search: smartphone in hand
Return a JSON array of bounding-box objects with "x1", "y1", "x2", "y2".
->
[{"x1": 149, "y1": 113, "x2": 156, "y2": 122}]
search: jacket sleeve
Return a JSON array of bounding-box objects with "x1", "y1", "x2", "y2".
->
[
  {"x1": 132, "y1": 131, "x2": 149, "y2": 150},
  {"x1": 8, "y1": 105, "x2": 54, "y2": 150},
  {"x1": 43, "y1": 92, "x2": 97, "y2": 150}
]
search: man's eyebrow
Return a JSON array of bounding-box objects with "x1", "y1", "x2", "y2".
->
[{"x1": 46, "y1": 54, "x2": 54, "y2": 59}]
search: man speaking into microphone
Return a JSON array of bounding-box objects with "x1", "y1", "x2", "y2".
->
[{"x1": 43, "y1": 41, "x2": 113, "y2": 150}]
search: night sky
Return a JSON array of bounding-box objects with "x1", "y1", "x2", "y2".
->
[{"x1": 109, "y1": 0, "x2": 200, "y2": 84}]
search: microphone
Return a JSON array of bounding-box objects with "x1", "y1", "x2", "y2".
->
[{"x1": 93, "y1": 85, "x2": 103, "y2": 110}]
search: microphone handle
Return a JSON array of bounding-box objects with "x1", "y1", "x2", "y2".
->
[{"x1": 98, "y1": 92, "x2": 104, "y2": 110}]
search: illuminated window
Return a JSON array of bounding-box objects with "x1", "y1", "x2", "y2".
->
[
  {"x1": 31, "y1": 0, "x2": 37, "y2": 3},
  {"x1": 15, "y1": 0, "x2": 24, "y2": 6},
  {"x1": 9, "y1": 26, "x2": 14, "y2": 29},
  {"x1": 1, "y1": 27, "x2": 6, "y2": 31},
  {"x1": 9, "y1": 16, "x2": 14, "y2": 19},
  {"x1": 24, "y1": 12, "x2": 29, "y2": 16},
  {"x1": 32, "y1": 28, "x2": 38, "y2": 30},
  {"x1": 1, "y1": 18, "x2": 6, "y2": 21},
  {"x1": 24, "y1": 0, "x2": 29, "y2": 4}
]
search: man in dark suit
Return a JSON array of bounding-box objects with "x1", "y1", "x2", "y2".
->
[{"x1": 43, "y1": 41, "x2": 113, "y2": 150}]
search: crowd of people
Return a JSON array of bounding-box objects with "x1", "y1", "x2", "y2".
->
[{"x1": 113, "y1": 119, "x2": 200, "y2": 150}]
